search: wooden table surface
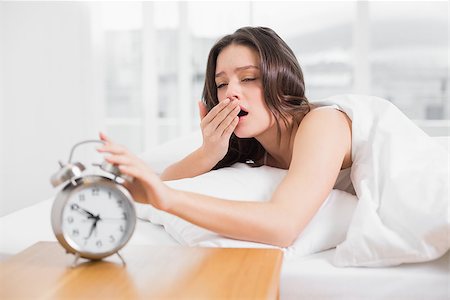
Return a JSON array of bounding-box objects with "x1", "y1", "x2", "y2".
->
[{"x1": 0, "y1": 241, "x2": 283, "y2": 299}]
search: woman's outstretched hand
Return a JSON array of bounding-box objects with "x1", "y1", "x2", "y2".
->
[
  {"x1": 198, "y1": 98, "x2": 240, "y2": 162},
  {"x1": 97, "y1": 132, "x2": 171, "y2": 210}
]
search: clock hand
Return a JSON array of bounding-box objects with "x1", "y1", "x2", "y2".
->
[
  {"x1": 71, "y1": 204, "x2": 96, "y2": 219},
  {"x1": 84, "y1": 215, "x2": 100, "y2": 240}
]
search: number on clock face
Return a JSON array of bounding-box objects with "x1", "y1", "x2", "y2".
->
[{"x1": 61, "y1": 185, "x2": 130, "y2": 253}]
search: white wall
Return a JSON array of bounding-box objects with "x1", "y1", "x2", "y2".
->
[
  {"x1": 0, "y1": 2, "x2": 5, "y2": 216},
  {"x1": 0, "y1": 2, "x2": 101, "y2": 216}
]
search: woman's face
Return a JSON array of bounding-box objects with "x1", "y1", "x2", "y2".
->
[{"x1": 215, "y1": 44, "x2": 275, "y2": 138}]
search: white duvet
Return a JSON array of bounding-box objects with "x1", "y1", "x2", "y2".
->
[{"x1": 312, "y1": 94, "x2": 449, "y2": 267}]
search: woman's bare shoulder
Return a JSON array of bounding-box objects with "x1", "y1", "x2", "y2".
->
[
  {"x1": 301, "y1": 105, "x2": 351, "y2": 132},
  {"x1": 294, "y1": 107, "x2": 352, "y2": 169}
]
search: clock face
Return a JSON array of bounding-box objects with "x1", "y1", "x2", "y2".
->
[{"x1": 60, "y1": 184, "x2": 134, "y2": 255}]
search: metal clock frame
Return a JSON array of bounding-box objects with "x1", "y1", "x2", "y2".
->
[{"x1": 50, "y1": 140, "x2": 137, "y2": 267}]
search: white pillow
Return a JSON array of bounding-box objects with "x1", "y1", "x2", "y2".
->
[{"x1": 135, "y1": 163, "x2": 357, "y2": 258}]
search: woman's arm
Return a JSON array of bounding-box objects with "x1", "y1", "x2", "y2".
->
[
  {"x1": 99, "y1": 108, "x2": 352, "y2": 247},
  {"x1": 163, "y1": 109, "x2": 352, "y2": 247},
  {"x1": 159, "y1": 146, "x2": 218, "y2": 180}
]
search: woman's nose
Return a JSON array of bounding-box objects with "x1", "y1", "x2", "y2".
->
[{"x1": 225, "y1": 80, "x2": 241, "y2": 100}]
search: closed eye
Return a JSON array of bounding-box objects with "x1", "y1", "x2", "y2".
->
[{"x1": 242, "y1": 78, "x2": 255, "y2": 82}]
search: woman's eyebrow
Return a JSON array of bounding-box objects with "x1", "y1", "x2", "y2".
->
[{"x1": 215, "y1": 65, "x2": 260, "y2": 77}]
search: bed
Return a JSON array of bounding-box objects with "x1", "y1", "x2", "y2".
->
[
  {"x1": 0, "y1": 195, "x2": 448, "y2": 299},
  {"x1": 0, "y1": 133, "x2": 449, "y2": 299}
]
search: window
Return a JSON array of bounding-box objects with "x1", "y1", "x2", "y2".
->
[
  {"x1": 96, "y1": 1, "x2": 448, "y2": 154},
  {"x1": 369, "y1": 1, "x2": 448, "y2": 121},
  {"x1": 100, "y1": 2, "x2": 143, "y2": 152},
  {"x1": 251, "y1": 1, "x2": 356, "y2": 100}
]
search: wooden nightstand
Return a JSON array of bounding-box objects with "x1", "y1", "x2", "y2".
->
[{"x1": 0, "y1": 241, "x2": 283, "y2": 299}]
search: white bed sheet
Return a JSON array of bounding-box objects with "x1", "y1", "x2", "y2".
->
[
  {"x1": 281, "y1": 248, "x2": 449, "y2": 299},
  {"x1": 1, "y1": 198, "x2": 448, "y2": 299}
]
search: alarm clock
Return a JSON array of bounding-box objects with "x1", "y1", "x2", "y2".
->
[{"x1": 50, "y1": 140, "x2": 136, "y2": 267}]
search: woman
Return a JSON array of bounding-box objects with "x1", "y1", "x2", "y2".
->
[{"x1": 97, "y1": 27, "x2": 352, "y2": 247}]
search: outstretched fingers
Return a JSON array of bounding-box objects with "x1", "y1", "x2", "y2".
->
[
  {"x1": 96, "y1": 132, "x2": 137, "y2": 171},
  {"x1": 104, "y1": 154, "x2": 133, "y2": 166},
  {"x1": 97, "y1": 142, "x2": 128, "y2": 155},
  {"x1": 118, "y1": 164, "x2": 153, "y2": 184},
  {"x1": 99, "y1": 131, "x2": 112, "y2": 143}
]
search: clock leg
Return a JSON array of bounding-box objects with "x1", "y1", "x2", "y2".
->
[
  {"x1": 117, "y1": 252, "x2": 126, "y2": 267},
  {"x1": 71, "y1": 253, "x2": 81, "y2": 268}
]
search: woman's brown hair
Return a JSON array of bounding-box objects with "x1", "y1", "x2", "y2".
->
[{"x1": 202, "y1": 26, "x2": 310, "y2": 169}]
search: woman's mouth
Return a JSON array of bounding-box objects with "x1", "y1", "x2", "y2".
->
[{"x1": 238, "y1": 108, "x2": 248, "y2": 118}]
